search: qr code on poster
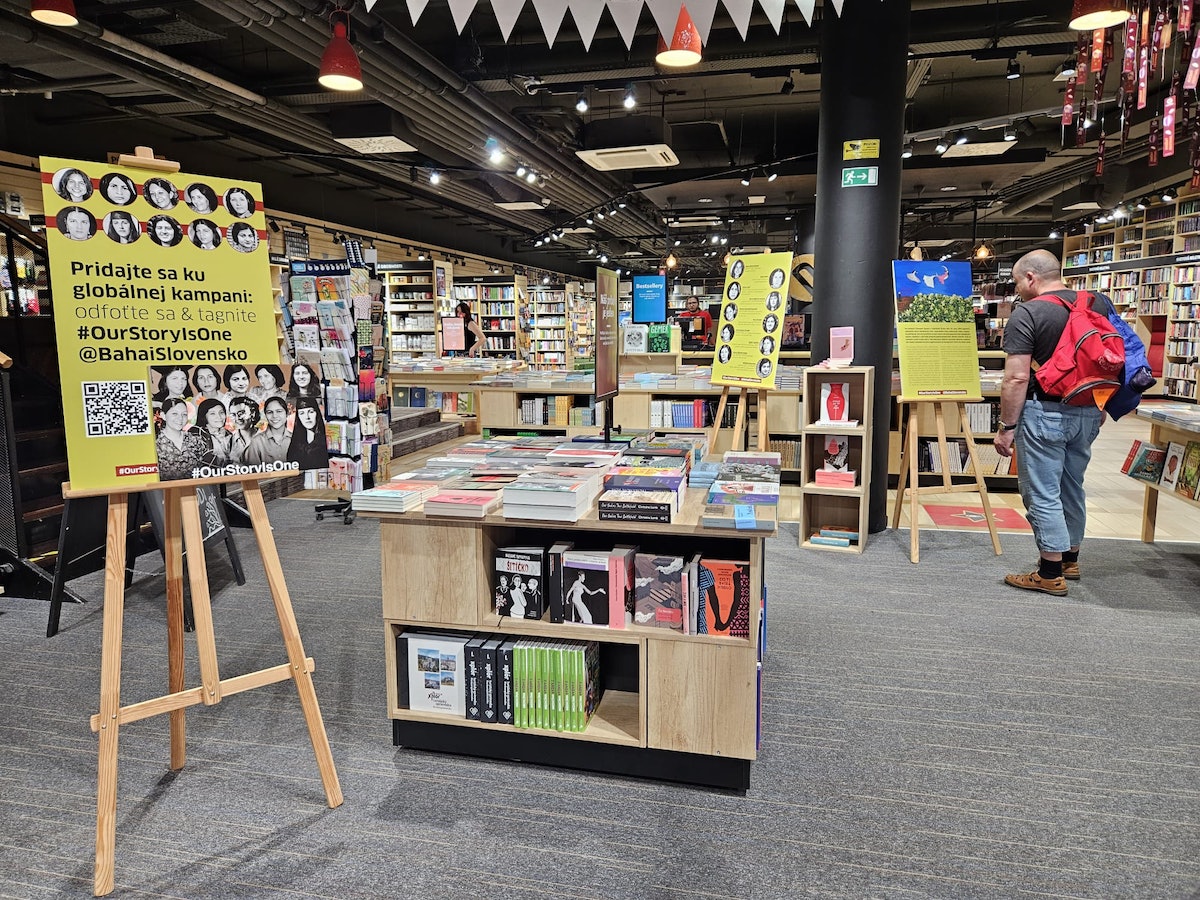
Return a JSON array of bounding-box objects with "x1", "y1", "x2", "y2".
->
[{"x1": 82, "y1": 380, "x2": 152, "y2": 437}]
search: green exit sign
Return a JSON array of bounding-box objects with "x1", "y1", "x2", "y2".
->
[{"x1": 841, "y1": 166, "x2": 879, "y2": 188}]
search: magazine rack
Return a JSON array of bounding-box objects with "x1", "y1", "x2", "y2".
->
[
  {"x1": 64, "y1": 475, "x2": 343, "y2": 896},
  {"x1": 890, "y1": 397, "x2": 1003, "y2": 563}
]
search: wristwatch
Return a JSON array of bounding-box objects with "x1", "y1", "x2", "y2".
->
[{"x1": 998, "y1": 421, "x2": 1017, "y2": 432}]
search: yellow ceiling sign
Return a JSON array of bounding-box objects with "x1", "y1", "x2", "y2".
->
[{"x1": 843, "y1": 139, "x2": 880, "y2": 160}]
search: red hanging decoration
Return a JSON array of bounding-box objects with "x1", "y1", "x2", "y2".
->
[
  {"x1": 1139, "y1": 40, "x2": 1151, "y2": 107},
  {"x1": 1183, "y1": 0, "x2": 1194, "y2": 32},
  {"x1": 1094, "y1": 59, "x2": 1108, "y2": 121},
  {"x1": 1166, "y1": 97, "x2": 1178, "y2": 156},
  {"x1": 1150, "y1": 116, "x2": 1161, "y2": 165},
  {"x1": 1123, "y1": 13, "x2": 1138, "y2": 75},
  {"x1": 1104, "y1": 27, "x2": 1115, "y2": 64},
  {"x1": 1092, "y1": 27, "x2": 1107, "y2": 71},
  {"x1": 1077, "y1": 104, "x2": 1089, "y2": 146},
  {"x1": 1186, "y1": 27, "x2": 1200, "y2": 89},
  {"x1": 1122, "y1": 83, "x2": 1134, "y2": 149},
  {"x1": 1063, "y1": 75, "x2": 1077, "y2": 125},
  {"x1": 1096, "y1": 129, "x2": 1106, "y2": 176},
  {"x1": 1152, "y1": 7, "x2": 1166, "y2": 72}
]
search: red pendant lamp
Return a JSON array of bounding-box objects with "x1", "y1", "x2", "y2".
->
[
  {"x1": 30, "y1": 0, "x2": 78, "y2": 26},
  {"x1": 1068, "y1": 0, "x2": 1130, "y2": 30},
  {"x1": 656, "y1": 5, "x2": 702, "y2": 68},
  {"x1": 319, "y1": 9, "x2": 363, "y2": 92}
]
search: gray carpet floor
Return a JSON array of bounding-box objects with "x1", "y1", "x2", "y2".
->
[{"x1": 0, "y1": 501, "x2": 1197, "y2": 899}]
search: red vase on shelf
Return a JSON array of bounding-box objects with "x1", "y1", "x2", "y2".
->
[{"x1": 825, "y1": 382, "x2": 846, "y2": 422}]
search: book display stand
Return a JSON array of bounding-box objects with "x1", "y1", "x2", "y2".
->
[
  {"x1": 890, "y1": 398, "x2": 1003, "y2": 563},
  {"x1": 68, "y1": 475, "x2": 343, "y2": 895}
]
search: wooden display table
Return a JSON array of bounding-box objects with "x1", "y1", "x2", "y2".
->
[
  {"x1": 363, "y1": 490, "x2": 769, "y2": 791},
  {"x1": 1134, "y1": 407, "x2": 1200, "y2": 542}
]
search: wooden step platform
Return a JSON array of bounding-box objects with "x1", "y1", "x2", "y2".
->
[
  {"x1": 389, "y1": 406, "x2": 442, "y2": 435},
  {"x1": 390, "y1": 421, "x2": 464, "y2": 459}
]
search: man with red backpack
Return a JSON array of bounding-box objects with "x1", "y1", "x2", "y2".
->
[{"x1": 994, "y1": 249, "x2": 1119, "y2": 596}]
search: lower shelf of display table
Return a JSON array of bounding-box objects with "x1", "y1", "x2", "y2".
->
[
  {"x1": 800, "y1": 537, "x2": 864, "y2": 554},
  {"x1": 390, "y1": 689, "x2": 641, "y2": 747},
  {"x1": 801, "y1": 481, "x2": 866, "y2": 497}
]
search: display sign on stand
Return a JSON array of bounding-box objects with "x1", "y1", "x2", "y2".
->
[
  {"x1": 41, "y1": 156, "x2": 280, "y2": 494},
  {"x1": 711, "y1": 252, "x2": 792, "y2": 389},
  {"x1": 441, "y1": 315, "x2": 465, "y2": 352},
  {"x1": 891, "y1": 260, "x2": 982, "y2": 399}
]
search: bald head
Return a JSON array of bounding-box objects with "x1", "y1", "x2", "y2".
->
[{"x1": 1013, "y1": 249, "x2": 1065, "y2": 300}]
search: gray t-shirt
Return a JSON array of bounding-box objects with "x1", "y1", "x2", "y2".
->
[{"x1": 1004, "y1": 289, "x2": 1118, "y2": 365}]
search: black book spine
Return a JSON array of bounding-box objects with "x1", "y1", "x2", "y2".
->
[
  {"x1": 395, "y1": 632, "x2": 409, "y2": 709},
  {"x1": 480, "y1": 640, "x2": 498, "y2": 724},
  {"x1": 464, "y1": 637, "x2": 484, "y2": 721},
  {"x1": 498, "y1": 639, "x2": 516, "y2": 725},
  {"x1": 599, "y1": 505, "x2": 673, "y2": 523},
  {"x1": 548, "y1": 546, "x2": 565, "y2": 624}
]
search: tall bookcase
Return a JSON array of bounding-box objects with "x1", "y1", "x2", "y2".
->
[
  {"x1": 568, "y1": 282, "x2": 595, "y2": 369},
  {"x1": 799, "y1": 366, "x2": 873, "y2": 552},
  {"x1": 454, "y1": 274, "x2": 526, "y2": 360},
  {"x1": 380, "y1": 260, "x2": 452, "y2": 365},
  {"x1": 529, "y1": 283, "x2": 570, "y2": 369},
  {"x1": 1062, "y1": 194, "x2": 1200, "y2": 400}
]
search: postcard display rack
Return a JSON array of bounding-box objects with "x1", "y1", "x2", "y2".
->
[
  {"x1": 371, "y1": 496, "x2": 766, "y2": 790},
  {"x1": 288, "y1": 261, "x2": 377, "y2": 492}
]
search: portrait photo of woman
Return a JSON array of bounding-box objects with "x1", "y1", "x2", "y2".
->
[
  {"x1": 228, "y1": 221, "x2": 259, "y2": 253},
  {"x1": 57, "y1": 206, "x2": 97, "y2": 242},
  {"x1": 244, "y1": 396, "x2": 292, "y2": 466},
  {"x1": 731, "y1": 259, "x2": 745, "y2": 279},
  {"x1": 146, "y1": 214, "x2": 183, "y2": 247},
  {"x1": 103, "y1": 211, "x2": 141, "y2": 244},
  {"x1": 769, "y1": 268, "x2": 787, "y2": 289},
  {"x1": 727, "y1": 281, "x2": 741, "y2": 301},
  {"x1": 183, "y1": 182, "x2": 218, "y2": 214},
  {"x1": 224, "y1": 186, "x2": 256, "y2": 218},
  {"x1": 192, "y1": 364, "x2": 224, "y2": 402},
  {"x1": 763, "y1": 313, "x2": 780, "y2": 333},
  {"x1": 154, "y1": 397, "x2": 209, "y2": 481},
  {"x1": 223, "y1": 364, "x2": 252, "y2": 400},
  {"x1": 250, "y1": 364, "x2": 286, "y2": 403},
  {"x1": 99, "y1": 172, "x2": 136, "y2": 206},
  {"x1": 717, "y1": 344, "x2": 732, "y2": 364},
  {"x1": 54, "y1": 167, "x2": 93, "y2": 203},
  {"x1": 286, "y1": 362, "x2": 321, "y2": 400},
  {"x1": 143, "y1": 177, "x2": 179, "y2": 210},
  {"x1": 227, "y1": 395, "x2": 260, "y2": 463},
  {"x1": 720, "y1": 323, "x2": 735, "y2": 343},
  {"x1": 152, "y1": 364, "x2": 193, "y2": 405},
  {"x1": 189, "y1": 219, "x2": 221, "y2": 251},
  {"x1": 287, "y1": 397, "x2": 329, "y2": 471},
  {"x1": 759, "y1": 335, "x2": 775, "y2": 356},
  {"x1": 766, "y1": 291, "x2": 782, "y2": 311},
  {"x1": 194, "y1": 398, "x2": 233, "y2": 466}
]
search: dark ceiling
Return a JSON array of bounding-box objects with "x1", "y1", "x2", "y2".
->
[{"x1": 0, "y1": 0, "x2": 1191, "y2": 278}]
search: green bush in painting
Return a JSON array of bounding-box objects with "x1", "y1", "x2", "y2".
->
[{"x1": 896, "y1": 293, "x2": 975, "y2": 323}]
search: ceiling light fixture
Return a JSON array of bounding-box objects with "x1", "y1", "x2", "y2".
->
[
  {"x1": 525, "y1": 170, "x2": 537, "y2": 184},
  {"x1": 935, "y1": 135, "x2": 950, "y2": 154},
  {"x1": 767, "y1": 169, "x2": 778, "y2": 182},
  {"x1": 575, "y1": 91, "x2": 589, "y2": 113},
  {"x1": 740, "y1": 173, "x2": 752, "y2": 186},
  {"x1": 429, "y1": 170, "x2": 441, "y2": 185},
  {"x1": 901, "y1": 141, "x2": 914, "y2": 159},
  {"x1": 1003, "y1": 124, "x2": 1018, "y2": 142},
  {"x1": 30, "y1": 0, "x2": 77, "y2": 26},
  {"x1": 780, "y1": 74, "x2": 795, "y2": 95},
  {"x1": 665, "y1": 252, "x2": 678, "y2": 268},
  {"x1": 1049, "y1": 225, "x2": 1062, "y2": 239},
  {"x1": 954, "y1": 130, "x2": 969, "y2": 146},
  {"x1": 1136, "y1": 196, "x2": 1150, "y2": 210},
  {"x1": 599, "y1": 253, "x2": 608, "y2": 262},
  {"x1": 1054, "y1": 58, "x2": 1078, "y2": 82},
  {"x1": 515, "y1": 165, "x2": 527, "y2": 178},
  {"x1": 1068, "y1": 0, "x2": 1131, "y2": 30},
  {"x1": 1162, "y1": 186, "x2": 1178, "y2": 202},
  {"x1": 655, "y1": 5, "x2": 702, "y2": 67},
  {"x1": 1006, "y1": 58, "x2": 1021, "y2": 80},
  {"x1": 585, "y1": 214, "x2": 594, "y2": 225},
  {"x1": 623, "y1": 84, "x2": 637, "y2": 109},
  {"x1": 973, "y1": 242, "x2": 993, "y2": 260},
  {"x1": 318, "y1": 9, "x2": 363, "y2": 92}
]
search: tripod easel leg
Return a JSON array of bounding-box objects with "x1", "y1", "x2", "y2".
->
[
  {"x1": 163, "y1": 489, "x2": 186, "y2": 769},
  {"x1": 179, "y1": 489, "x2": 222, "y2": 705},
  {"x1": 958, "y1": 405, "x2": 1002, "y2": 556},
  {"x1": 94, "y1": 494, "x2": 128, "y2": 897},
  {"x1": 242, "y1": 481, "x2": 343, "y2": 808}
]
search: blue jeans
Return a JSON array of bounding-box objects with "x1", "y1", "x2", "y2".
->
[{"x1": 1015, "y1": 397, "x2": 1103, "y2": 554}]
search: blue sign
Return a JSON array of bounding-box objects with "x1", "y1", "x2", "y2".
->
[
  {"x1": 632, "y1": 274, "x2": 667, "y2": 323},
  {"x1": 891, "y1": 260, "x2": 972, "y2": 299}
]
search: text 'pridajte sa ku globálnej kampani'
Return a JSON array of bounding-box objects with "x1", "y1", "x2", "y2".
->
[{"x1": 69, "y1": 260, "x2": 255, "y2": 305}]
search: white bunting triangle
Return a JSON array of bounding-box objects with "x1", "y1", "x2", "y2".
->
[
  {"x1": 608, "y1": 0, "x2": 646, "y2": 50},
  {"x1": 645, "y1": 0, "x2": 684, "y2": 43},
  {"x1": 492, "y1": 0, "x2": 525, "y2": 40},
  {"x1": 828, "y1": 0, "x2": 844, "y2": 14},
  {"x1": 685, "y1": 0, "x2": 720, "y2": 43},
  {"x1": 793, "y1": 0, "x2": 815, "y2": 25},
  {"x1": 446, "y1": 0, "x2": 479, "y2": 33},
  {"x1": 364, "y1": 0, "x2": 379, "y2": 10},
  {"x1": 406, "y1": 0, "x2": 430, "y2": 25},
  {"x1": 723, "y1": 0, "x2": 754, "y2": 39},
  {"x1": 758, "y1": 0, "x2": 786, "y2": 33},
  {"x1": 568, "y1": 0, "x2": 606, "y2": 49},
  {"x1": 534, "y1": 0, "x2": 571, "y2": 46}
]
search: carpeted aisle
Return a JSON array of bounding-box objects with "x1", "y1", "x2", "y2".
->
[{"x1": 0, "y1": 500, "x2": 1197, "y2": 899}]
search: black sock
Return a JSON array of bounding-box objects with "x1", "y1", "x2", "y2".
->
[
  {"x1": 1039, "y1": 557, "x2": 1063, "y2": 579},
  {"x1": 1062, "y1": 550, "x2": 1079, "y2": 564}
]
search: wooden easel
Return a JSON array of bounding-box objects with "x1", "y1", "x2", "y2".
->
[
  {"x1": 890, "y1": 397, "x2": 1003, "y2": 563},
  {"x1": 706, "y1": 386, "x2": 769, "y2": 456},
  {"x1": 71, "y1": 475, "x2": 343, "y2": 896}
]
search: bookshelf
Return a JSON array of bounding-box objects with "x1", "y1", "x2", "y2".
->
[
  {"x1": 529, "y1": 283, "x2": 570, "y2": 370},
  {"x1": 366, "y1": 489, "x2": 767, "y2": 789},
  {"x1": 380, "y1": 260, "x2": 452, "y2": 365},
  {"x1": 799, "y1": 366, "x2": 873, "y2": 552},
  {"x1": 569, "y1": 282, "x2": 595, "y2": 368},
  {"x1": 454, "y1": 274, "x2": 527, "y2": 359}
]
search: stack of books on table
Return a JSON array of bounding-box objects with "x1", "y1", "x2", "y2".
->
[
  {"x1": 813, "y1": 433, "x2": 857, "y2": 487},
  {"x1": 688, "y1": 460, "x2": 721, "y2": 489},
  {"x1": 702, "y1": 451, "x2": 782, "y2": 531},
  {"x1": 421, "y1": 489, "x2": 503, "y2": 518},
  {"x1": 597, "y1": 455, "x2": 688, "y2": 523},
  {"x1": 502, "y1": 469, "x2": 601, "y2": 522},
  {"x1": 351, "y1": 476, "x2": 445, "y2": 513}
]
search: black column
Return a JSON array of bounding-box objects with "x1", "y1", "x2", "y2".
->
[{"x1": 812, "y1": 0, "x2": 910, "y2": 534}]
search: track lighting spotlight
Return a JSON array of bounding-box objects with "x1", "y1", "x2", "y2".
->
[
  {"x1": 599, "y1": 253, "x2": 608, "y2": 263},
  {"x1": 576, "y1": 91, "x2": 589, "y2": 113},
  {"x1": 516, "y1": 165, "x2": 527, "y2": 178},
  {"x1": 901, "y1": 141, "x2": 914, "y2": 159},
  {"x1": 429, "y1": 170, "x2": 442, "y2": 185},
  {"x1": 1049, "y1": 225, "x2": 1062, "y2": 239},
  {"x1": 1136, "y1": 196, "x2": 1150, "y2": 210},
  {"x1": 587, "y1": 247, "x2": 596, "y2": 255},
  {"x1": 935, "y1": 135, "x2": 950, "y2": 154},
  {"x1": 740, "y1": 173, "x2": 752, "y2": 187},
  {"x1": 585, "y1": 214, "x2": 594, "y2": 225},
  {"x1": 525, "y1": 170, "x2": 537, "y2": 184},
  {"x1": 623, "y1": 84, "x2": 637, "y2": 109},
  {"x1": 1162, "y1": 186, "x2": 1178, "y2": 202},
  {"x1": 1003, "y1": 124, "x2": 1017, "y2": 142},
  {"x1": 485, "y1": 139, "x2": 505, "y2": 165},
  {"x1": 780, "y1": 74, "x2": 794, "y2": 95},
  {"x1": 954, "y1": 130, "x2": 969, "y2": 146},
  {"x1": 767, "y1": 170, "x2": 778, "y2": 182},
  {"x1": 1006, "y1": 58, "x2": 1021, "y2": 80}
]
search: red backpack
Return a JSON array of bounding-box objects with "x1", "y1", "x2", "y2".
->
[{"x1": 1030, "y1": 291, "x2": 1125, "y2": 407}]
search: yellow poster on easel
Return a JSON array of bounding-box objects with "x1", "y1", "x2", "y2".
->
[
  {"x1": 711, "y1": 252, "x2": 792, "y2": 388},
  {"x1": 41, "y1": 156, "x2": 280, "y2": 492},
  {"x1": 892, "y1": 260, "x2": 982, "y2": 399}
]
